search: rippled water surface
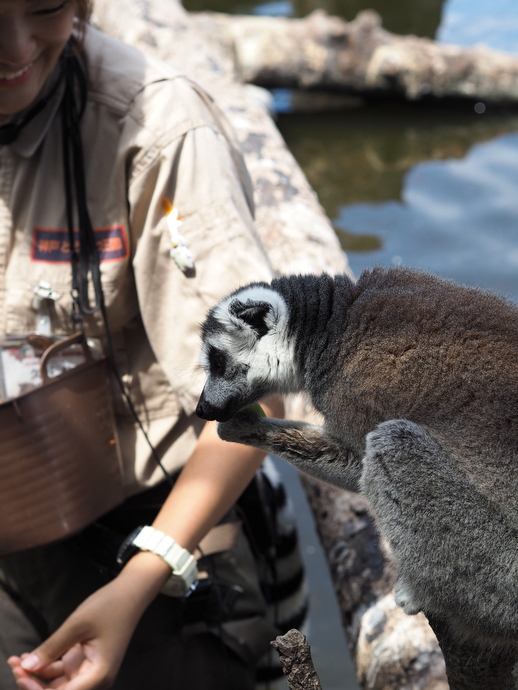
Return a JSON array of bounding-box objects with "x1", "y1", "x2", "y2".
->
[{"x1": 277, "y1": 101, "x2": 518, "y2": 297}]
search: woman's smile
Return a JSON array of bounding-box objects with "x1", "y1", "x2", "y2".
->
[
  {"x1": 0, "y1": 0, "x2": 75, "y2": 122},
  {"x1": 0, "y1": 60, "x2": 35, "y2": 85}
]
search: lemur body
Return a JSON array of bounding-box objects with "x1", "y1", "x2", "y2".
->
[{"x1": 196, "y1": 267, "x2": 518, "y2": 650}]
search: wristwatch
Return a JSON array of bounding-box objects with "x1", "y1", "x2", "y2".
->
[{"x1": 117, "y1": 525, "x2": 198, "y2": 597}]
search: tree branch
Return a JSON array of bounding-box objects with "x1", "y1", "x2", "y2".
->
[{"x1": 272, "y1": 629, "x2": 323, "y2": 690}]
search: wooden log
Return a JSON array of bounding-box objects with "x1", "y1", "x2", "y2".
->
[{"x1": 190, "y1": 9, "x2": 518, "y2": 103}]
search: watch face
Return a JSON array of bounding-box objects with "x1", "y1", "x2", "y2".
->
[
  {"x1": 161, "y1": 575, "x2": 191, "y2": 598},
  {"x1": 116, "y1": 525, "x2": 198, "y2": 596},
  {"x1": 116, "y1": 526, "x2": 144, "y2": 566}
]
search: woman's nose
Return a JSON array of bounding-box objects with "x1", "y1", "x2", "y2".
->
[{"x1": 0, "y1": 19, "x2": 36, "y2": 69}]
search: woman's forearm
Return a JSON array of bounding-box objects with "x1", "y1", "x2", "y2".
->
[
  {"x1": 152, "y1": 419, "x2": 267, "y2": 552},
  {"x1": 122, "y1": 397, "x2": 283, "y2": 583}
]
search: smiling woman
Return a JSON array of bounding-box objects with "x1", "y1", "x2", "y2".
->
[
  {"x1": 0, "y1": 0, "x2": 308, "y2": 689},
  {"x1": 0, "y1": 0, "x2": 81, "y2": 122}
]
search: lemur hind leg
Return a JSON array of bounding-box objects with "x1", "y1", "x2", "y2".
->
[
  {"x1": 361, "y1": 419, "x2": 518, "y2": 689},
  {"x1": 217, "y1": 411, "x2": 362, "y2": 492}
]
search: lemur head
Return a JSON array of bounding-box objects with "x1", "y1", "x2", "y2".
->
[{"x1": 196, "y1": 283, "x2": 303, "y2": 422}]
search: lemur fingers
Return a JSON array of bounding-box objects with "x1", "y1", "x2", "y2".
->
[{"x1": 218, "y1": 413, "x2": 361, "y2": 491}]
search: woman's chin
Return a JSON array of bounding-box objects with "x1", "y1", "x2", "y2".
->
[{"x1": 0, "y1": 61, "x2": 49, "y2": 121}]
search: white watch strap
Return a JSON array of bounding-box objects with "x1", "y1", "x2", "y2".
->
[{"x1": 132, "y1": 526, "x2": 198, "y2": 595}]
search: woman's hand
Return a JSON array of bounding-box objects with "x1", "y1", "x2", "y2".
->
[
  {"x1": 7, "y1": 403, "x2": 284, "y2": 690},
  {"x1": 8, "y1": 551, "x2": 171, "y2": 690},
  {"x1": 9, "y1": 644, "x2": 108, "y2": 690}
]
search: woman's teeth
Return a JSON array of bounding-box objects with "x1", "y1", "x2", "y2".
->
[{"x1": 0, "y1": 63, "x2": 33, "y2": 81}]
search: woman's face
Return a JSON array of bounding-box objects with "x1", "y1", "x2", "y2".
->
[{"x1": 0, "y1": 0, "x2": 75, "y2": 124}]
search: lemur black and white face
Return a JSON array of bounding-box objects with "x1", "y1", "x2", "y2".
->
[{"x1": 196, "y1": 284, "x2": 302, "y2": 422}]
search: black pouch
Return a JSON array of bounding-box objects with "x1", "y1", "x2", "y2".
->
[{"x1": 182, "y1": 577, "x2": 243, "y2": 626}]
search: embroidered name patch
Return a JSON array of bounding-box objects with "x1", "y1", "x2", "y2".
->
[{"x1": 31, "y1": 226, "x2": 129, "y2": 263}]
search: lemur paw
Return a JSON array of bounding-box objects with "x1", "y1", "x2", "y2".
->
[{"x1": 217, "y1": 410, "x2": 265, "y2": 445}]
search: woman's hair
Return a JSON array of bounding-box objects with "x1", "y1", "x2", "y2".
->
[
  {"x1": 73, "y1": 0, "x2": 93, "y2": 49},
  {"x1": 75, "y1": 0, "x2": 93, "y2": 23}
]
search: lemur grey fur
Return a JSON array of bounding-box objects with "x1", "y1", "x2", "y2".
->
[{"x1": 196, "y1": 267, "x2": 518, "y2": 651}]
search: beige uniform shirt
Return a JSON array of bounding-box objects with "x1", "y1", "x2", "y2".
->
[{"x1": 0, "y1": 26, "x2": 272, "y2": 495}]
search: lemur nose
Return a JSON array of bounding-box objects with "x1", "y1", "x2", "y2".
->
[{"x1": 195, "y1": 399, "x2": 212, "y2": 420}]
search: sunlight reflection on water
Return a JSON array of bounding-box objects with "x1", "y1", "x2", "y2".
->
[{"x1": 336, "y1": 132, "x2": 518, "y2": 299}]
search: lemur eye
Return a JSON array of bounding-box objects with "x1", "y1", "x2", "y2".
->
[{"x1": 210, "y1": 351, "x2": 226, "y2": 376}]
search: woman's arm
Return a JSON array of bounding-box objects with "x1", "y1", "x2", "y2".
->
[{"x1": 9, "y1": 398, "x2": 283, "y2": 690}]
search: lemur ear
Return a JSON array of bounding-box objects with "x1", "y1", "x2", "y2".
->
[{"x1": 229, "y1": 300, "x2": 272, "y2": 337}]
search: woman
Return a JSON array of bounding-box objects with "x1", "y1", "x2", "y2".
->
[{"x1": 0, "y1": 1, "x2": 305, "y2": 688}]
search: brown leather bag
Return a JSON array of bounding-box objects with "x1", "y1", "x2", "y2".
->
[{"x1": 0, "y1": 332, "x2": 125, "y2": 555}]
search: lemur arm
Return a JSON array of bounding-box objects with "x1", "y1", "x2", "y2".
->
[{"x1": 217, "y1": 411, "x2": 362, "y2": 492}]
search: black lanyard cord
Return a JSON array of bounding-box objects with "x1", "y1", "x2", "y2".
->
[
  {"x1": 60, "y1": 48, "x2": 173, "y2": 488},
  {"x1": 61, "y1": 51, "x2": 102, "y2": 317}
]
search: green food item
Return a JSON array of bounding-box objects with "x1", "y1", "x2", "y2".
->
[{"x1": 239, "y1": 402, "x2": 267, "y2": 417}]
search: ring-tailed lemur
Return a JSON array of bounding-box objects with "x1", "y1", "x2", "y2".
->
[{"x1": 196, "y1": 267, "x2": 518, "y2": 650}]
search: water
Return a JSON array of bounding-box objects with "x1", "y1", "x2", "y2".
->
[
  {"x1": 278, "y1": 100, "x2": 518, "y2": 298},
  {"x1": 184, "y1": 0, "x2": 518, "y2": 686}
]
